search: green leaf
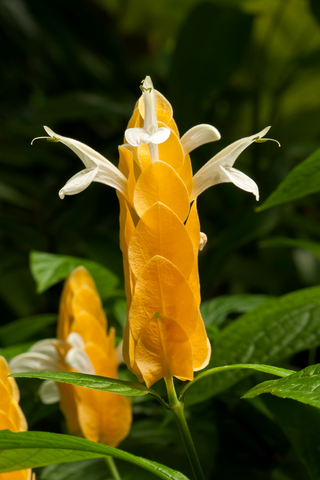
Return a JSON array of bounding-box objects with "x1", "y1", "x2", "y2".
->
[
  {"x1": 257, "y1": 148, "x2": 320, "y2": 211},
  {"x1": 0, "y1": 314, "x2": 57, "y2": 347},
  {"x1": 243, "y1": 364, "x2": 320, "y2": 409},
  {"x1": 186, "y1": 285, "x2": 320, "y2": 405},
  {"x1": 10, "y1": 370, "x2": 151, "y2": 397},
  {"x1": 0, "y1": 430, "x2": 189, "y2": 480},
  {"x1": 261, "y1": 236, "x2": 320, "y2": 261},
  {"x1": 30, "y1": 251, "x2": 120, "y2": 299},
  {"x1": 201, "y1": 294, "x2": 273, "y2": 327},
  {"x1": 180, "y1": 364, "x2": 295, "y2": 403}
]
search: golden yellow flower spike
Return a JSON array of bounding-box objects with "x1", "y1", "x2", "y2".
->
[
  {"x1": 0, "y1": 356, "x2": 34, "y2": 480},
  {"x1": 56, "y1": 266, "x2": 132, "y2": 447},
  {"x1": 35, "y1": 76, "x2": 273, "y2": 389},
  {"x1": 10, "y1": 267, "x2": 132, "y2": 449},
  {"x1": 119, "y1": 78, "x2": 211, "y2": 387}
]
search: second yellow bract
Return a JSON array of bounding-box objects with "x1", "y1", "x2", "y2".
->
[{"x1": 118, "y1": 82, "x2": 211, "y2": 387}]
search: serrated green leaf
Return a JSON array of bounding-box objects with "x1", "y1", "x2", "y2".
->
[
  {"x1": 243, "y1": 364, "x2": 320, "y2": 409},
  {"x1": 201, "y1": 294, "x2": 273, "y2": 327},
  {"x1": 0, "y1": 431, "x2": 189, "y2": 480},
  {"x1": 10, "y1": 370, "x2": 150, "y2": 397},
  {"x1": 186, "y1": 286, "x2": 320, "y2": 406},
  {"x1": 180, "y1": 364, "x2": 295, "y2": 402},
  {"x1": 30, "y1": 251, "x2": 120, "y2": 299},
  {"x1": 0, "y1": 314, "x2": 57, "y2": 347},
  {"x1": 257, "y1": 148, "x2": 320, "y2": 211}
]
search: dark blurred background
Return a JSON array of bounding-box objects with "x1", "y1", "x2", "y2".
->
[{"x1": 1, "y1": 0, "x2": 320, "y2": 478}]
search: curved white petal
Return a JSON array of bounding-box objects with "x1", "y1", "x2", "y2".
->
[
  {"x1": 65, "y1": 347, "x2": 95, "y2": 375},
  {"x1": 67, "y1": 332, "x2": 85, "y2": 349},
  {"x1": 9, "y1": 352, "x2": 62, "y2": 373},
  {"x1": 39, "y1": 380, "x2": 61, "y2": 404},
  {"x1": 192, "y1": 126, "x2": 269, "y2": 199},
  {"x1": 125, "y1": 128, "x2": 147, "y2": 146},
  {"x1": 42, "y1": 127, "x2": 128, "y2": 199},
  {"x1": 220, "y1": 166, "x2": 259, "y2": 200},
  {"x1": 30, "y1": 339, "x2": 59, "y2": 361},
  {"x1": 149, "y1": 127, "x2": 171, "y2": 144},
  {"x1": 59, "y1": 167, "x2": 98, "y2": 199},
  {"x1": 181, "y1": 124, "x2": 221, "y2": 154}
]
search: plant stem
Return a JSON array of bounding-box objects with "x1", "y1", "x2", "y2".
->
[
  {"x1": 105, "y1": 456, "x2": 122, "y2": 480},
  {"x1": 165, "y1": 376, "x2": 206, "y2": 480}
]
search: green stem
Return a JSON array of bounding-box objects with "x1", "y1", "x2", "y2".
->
[
  {"x1": 165, "y1": 376, "x2": 205, "y2": 480},
  {"x1": 105, "y1": 456, "x2": 122, "y2": 480}
]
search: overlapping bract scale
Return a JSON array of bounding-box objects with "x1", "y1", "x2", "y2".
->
[
  {"x1": 56, "y1": 267, "x2": 132, "y2": 447},
  {"x1": 0, "y1": 357, "x2": 34, "y2": 480},
  {"x1": 118, "y1": 89, "x2": 211, "y2": 386}
]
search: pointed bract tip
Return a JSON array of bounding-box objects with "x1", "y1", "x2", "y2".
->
[{"x1": 59, "y1": 189, "x2": 65, "y2": 200}]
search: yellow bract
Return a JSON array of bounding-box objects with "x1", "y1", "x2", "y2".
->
[
  {"x1": 56, "y1": 267, "x2": 132, "y2": 447},
  {"x1": 0, "y1": 356, "x2": 34, "y2": 480},
  {"x1": 119, "y1": 88, "x2": 211, "y2": 387}
]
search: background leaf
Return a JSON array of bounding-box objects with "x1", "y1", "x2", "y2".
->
[
  {"x1": 30, "y1": 251, "x2": 120, "y2": 299},
  {"x1": 0, "y1": 314, "x2": 57, "y2": 347},
  {"x1": 257, "y1": 148, "x2": 320, "y2": 211},
  {"x1": 201, "y1": 293, "x2": 273, "y2": 326},
  {"x1": 0, "y1": 430, "x2": 189, "y2": 480},
  {"x1": 186, "y1": 285, "x2": 320, "y2": 405}
]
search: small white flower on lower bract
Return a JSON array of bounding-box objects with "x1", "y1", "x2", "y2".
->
[
  {"x1": 191, "y1": 126, "x2": 278, "y2": 201},
  {"x1": 124, "y1": 76, "x2": 170, "y2": 163},
  {"x1": 32, "y1": 126, "x2": 128, "y2": 200}
]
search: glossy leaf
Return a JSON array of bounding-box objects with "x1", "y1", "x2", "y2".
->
[
  {"x1": 0, "y1": 430, "x2": 189, "y2": 480},
  {"x1": 243, "y1": 364, "x2": 320, "y2": 409},
  {"x1": 30, "y1": 251, "x2": 120, "y2": 299},
  {"x1": 186, "y1": 286, "x2": 320, "y2": 405},
  {"x1": 200, "y1": 294, "x2": 273, "y2": 327},
  {"x1": 10, "y1": 370, "x2": 151, "y2": 397},
  {"x1": 257, "y1": 148, "x2": 320, "y2": 211}
]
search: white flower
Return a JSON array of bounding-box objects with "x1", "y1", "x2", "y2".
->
[
  {"x1": 180, "y1": 124, "x2": 221, "y2": 154},
  {"x1": 9, "y1": 334, "x2": 95, "y2": 404},
  {"x1": 191, "y1": 126, "x2": 277, "y2": 201},
  {"x1": 32, "y1": 127, "x2": 128, "y2": 200},
  {"x1": 124, "y1": 76, "x2": 170, "y2": 163}
]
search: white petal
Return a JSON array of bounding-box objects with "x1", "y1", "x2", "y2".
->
[
  {"x1": 30, "y1": 339, "x2": 59, "y2": 361},
  {"x1": 142, "y1": 76, "x2": 157, "y2": 133},
  {"x1": 9, "y1": 352, "x2": 61, "y2": 373},
  {"x1": 43, "y1": 127, "x2": 128, "y2": 199},
  {"x1": 125, "y1": 128, "x2": 149, "y2": 146},
  {"x1": 67, "y1": 332, "x2": 85, "y2": 349},
  {"x1": 149, "y1": 127, "x2": 171, "y2": 144},
  {"x1": 220, "y1": 166, "x2": 259, "y2": 200},
  {"x1": 65, "y1": 347, "x2": 95, "y2": 375},
  {"x1": 192, "y1": 126, "x2": 269, "y2": 199},
  {"x1": 199, "y1": 232, "x2": 208, "y2": 251},
  {"x1": 181, "y1": 124, "x2": 221, "y2": 154},
  {"x1": 39, "y1": 380, "x2": 61, "y2": 404},
  {"x1": 59, "y1": 167, "x2": 98, "y2": 199}
]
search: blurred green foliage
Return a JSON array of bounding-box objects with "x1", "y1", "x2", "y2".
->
[{"x1": 1, "y1": 0, "x2": 320, "y2": 478}]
